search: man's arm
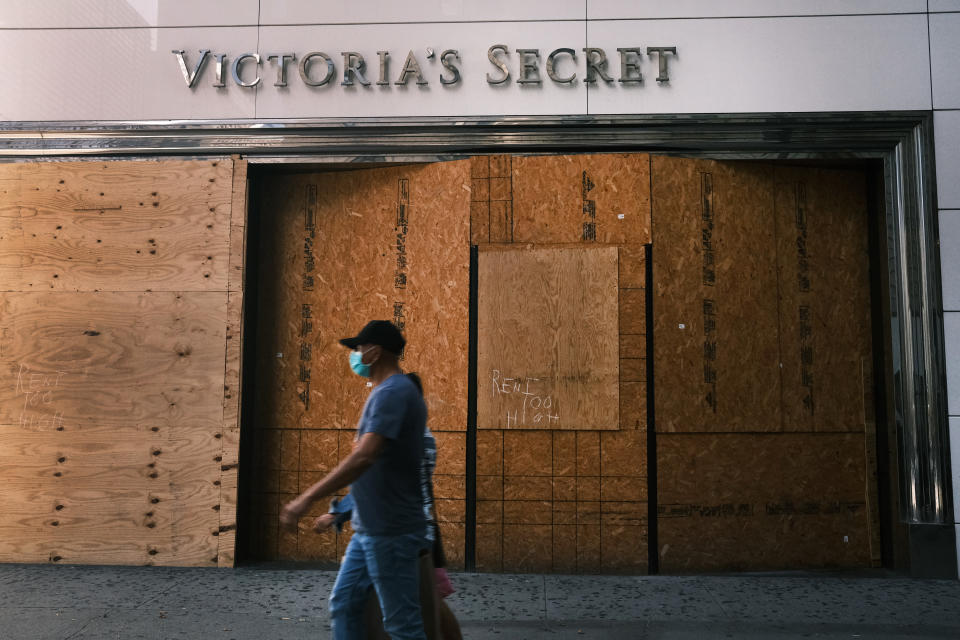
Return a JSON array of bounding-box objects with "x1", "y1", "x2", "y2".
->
[{"x1": 280, "y1": 432, "x2": 385, "y2": 530}]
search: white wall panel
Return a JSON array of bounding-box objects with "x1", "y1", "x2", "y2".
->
[
  {"x1": 260, "y1": 0, "x2": 585, "y2": 25},
  {"x1": 936, "y1": 111, "x2": 960, "y2": 210},
  {"x1": 947, "y1": 313, "x2": 960, "y2": 416},
  {"x1": 588, "y1": 0, "x2": 925, "y2": 19},
  {"x1": 0, "y1": 1, "x2": 258, "y2": 28},
  {"x1": 931, "y1": 13, "x2": 960, "y2": 110},
  {"x1": 930, "y1": 0, "x2": 960, "y2": 12},
  {"x1": 586, "y1": 14, "x2": 931, "y2": 115},
  {"x1": 0, "y1": 8, "x2": 942, "y2": 122},
  {"x1": 0, "y1": 28, "x2": 257, "y2": 121},
  {"x1": 942, "y1": 212, "x2": 960, "y2": 312},
  {"x1": 255, "y1": 23, "x2": 588, "y2": 118}
]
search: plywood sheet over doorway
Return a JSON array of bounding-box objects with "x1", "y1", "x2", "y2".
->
[
  {"x1": 477, "y1": 245, "x2": 620, "y2": 430},
  {"x1": 0, "y1": 158, "x2": 246, "y2": 567},
  {"x1": 651, "y1": 157, "x2": 781, "y2": 432},
  {"x1": 651, "y1": 158, "x2": 880, "y2": 571},
  {"x1": 248, "y1": 161, "x2": 471, "y2": 566},
  {"x1": 657, "y1": 432, "x2": 872, "y2": 571},
  {"x1": 471, "y1": 153, "x2": 652, "y2": 574}
]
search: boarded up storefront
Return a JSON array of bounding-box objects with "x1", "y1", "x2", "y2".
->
[
  {"x1": 0, "y1": 158, "x2": 247, "y2": 566},
  {"x1": 244, "y1": 162, "x2": 471, "y2": 567},
  {"x1": 246, "y1": 153, "x2": 878, "y2": 573},
  {"x1": 0, "y1": 152, "x2": 881, "y2": 573},
  {"x1": 652, "y1": 158, "x2": 879, "y2": 571}
]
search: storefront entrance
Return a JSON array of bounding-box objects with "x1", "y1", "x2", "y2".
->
[{"x1": 238, "y1": 153, "x2": 887, "y2": 573}]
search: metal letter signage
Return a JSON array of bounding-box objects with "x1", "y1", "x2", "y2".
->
[
  {"x1": 486, "y1": 44, "x2": 510, "y2": 85},
  {"x1": 231, "y1": 53, "x2": 261, "y2": 88},
  {"x1": 172, "y1": 49, "x2": 210, "y2": 88},
  {"x1": 172, "y1": 44, "x2": 678, "y2": 91}
]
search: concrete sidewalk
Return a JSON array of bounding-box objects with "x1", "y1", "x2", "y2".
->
[{"x1": 1, "y1": 564, "x2": 959, "y2": 639}]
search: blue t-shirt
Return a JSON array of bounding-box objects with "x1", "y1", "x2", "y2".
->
[{"x1": 350, "y1": 373, "x2": 428, "y2": 536}]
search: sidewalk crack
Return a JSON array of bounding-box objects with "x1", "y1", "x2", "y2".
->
[
  {"x1": 61, "y1": 614, "x2": 97, "y2": 640},
  {"x1": 133, "y1": 573, "x2": 185, "y2": 610},
  {"x1": 701, "y1": 579, "x2": 730, "y2": 620},
  {"x1": 541, "y1": 575, "x2": 547, "y2": 621}
]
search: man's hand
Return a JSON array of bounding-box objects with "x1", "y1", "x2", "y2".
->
[
  {"x1": 277, "y1": 432, "x2": 385, "y2": 533},
  {"x1": 313, "y1": 513, "x2": 336, "y2": 533},
  {"x1": 280, "y1": 497, "x2": 309, "y2": 532}
]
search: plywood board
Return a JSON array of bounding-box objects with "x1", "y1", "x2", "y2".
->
[
  {"x1": 253, "y1": 162, "x2": 470, "y2": 433},
  {"x1": 477, "y1": 246, "x2": 620, "y2": 429},
  {"x1": 470, "y1": 156, "x2": 491, "y2": 244},
  {"x1": 0, "y1": 424, "x2": 222, "y2": 566},
  {"x1": 0, "y1": 157, "x2": 240, "y2": 567},
  {"x1": 249, "y1": 161, "x2": 470, "y2": 563},
  {"x1": 774, "y1": 167, "x2": 873, "y2": 432},
  {"x1": 0, "y1": 159, "x2": 233, "y2": 293},
  {"x1": 657, "y1": 433, "x2": 872, "y2": 572},
  {"x1": 511, "y1": 154, "x2": 651, "y2": 245},
  {"x1": 228, "y1": 155, "x2": 248, "y2": 292},
  {"x1": 0, "y1": 291, "x2": 228, "y2": 429},
  {"x1": 218, "y1": 158, "x2": 247, "y2": 566},
  {"x1": 472, "y1": 426, "x2": 648, "y2": 574},
  {"x1": 652, "y1": 157, "x2": 781, "y2": 432},
  {"x1": 0, "y1": 163, "x2": 20, "y2": 214},
  {"x1": 618, "y1": 245, "x2": 646, "y2": 290}
]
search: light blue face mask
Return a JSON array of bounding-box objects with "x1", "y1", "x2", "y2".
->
[{"x1": 349, "y1": 349, "x2": 373, "y2": 378}]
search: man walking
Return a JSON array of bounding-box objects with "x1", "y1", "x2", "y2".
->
[{"x1": 281, "y1": 320, "x2": 428, "y2": 640}]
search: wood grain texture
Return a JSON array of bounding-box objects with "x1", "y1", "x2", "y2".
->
[
  {"x1": 0, "y1": 423, "x2": 222, "y2": 566},
  {"x1": 228, "y1": 155, "x2": 248, "y2": 293},
  {"x1": 773, "y1": 167, "x2": 873, "y2": 432},
  {"x1": 253, "y1": 162, "x2": 470, "y2": 433},
  {"x1": 248, "y1": 161, "x2": 470, "y2": 563},
  {"x1": 618, "y1": 245, "x2": 646, "y2": 290},
  {"x1": 512, "y1": 154, "x2": 651, "y2": 245},
  {"x1": 472, "y1": 427, "x2": 648, "y2": 573},
  {"x1": 0, "y1": 291, "x2": 227, "y2": 429},
  {"x1": 652, "y1": 157, "x2": 781, "y2": 432},
  {"x1": 477, "y1": 246, "x2": 620, "y2": 430},
  {"x1": 1, "y1": 159, "x2": 233, "y2": 293},
  {"x1": 462, "y1": 195, "x2": 645, "y2": 568},
  {"x1": 0, "y1": 157, "x2": 243, "y2": 567},
  {"x1": 0, "y1": 164, "x2": 24, "y2": 287},
  {"x1": 657, "y1": 433, "x2": 871, "y2": 572},
  {"x1": 218, "y1": 157, "x2": 247, "y2": 565}
]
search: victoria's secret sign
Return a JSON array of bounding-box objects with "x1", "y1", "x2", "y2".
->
[{"x1": 172, "y1": 45, "x2": 678, "y2": 89}]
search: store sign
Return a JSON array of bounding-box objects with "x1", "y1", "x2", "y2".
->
[{"x1": 172, "y1": 45, "x2": 677, "y2": 90}]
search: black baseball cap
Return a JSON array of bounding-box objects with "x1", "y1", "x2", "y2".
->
[{"x1": 339, "y1": 320, "x2": 406, "y2": 354}]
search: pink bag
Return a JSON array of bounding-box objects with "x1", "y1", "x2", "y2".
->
[{"x1": 434, "y1": 568, "x2": 455, "y2": 599}]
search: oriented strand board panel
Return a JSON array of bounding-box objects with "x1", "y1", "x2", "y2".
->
[
  {"x1": 774, "y1": 167, "x2": 873, "y2": 432},
  {"x1": 248, "y1": 427, "x2": 467, "y2": 569},
  {"x1": 472, "y1": 245, "x2": 648, "y2": 572},
  {"x1": 477, "y1": 246, "x2": 620, "y2": 430},
  {"x1": 652, "y1": 157, "x2": 782, "y2": 432},
  {"x1": 0, "y1": 160, "x2": 233, "y2": 293},
  {"x1": 657, "y1": 433, "x2": 873, "y2": 572},
  {"x1": 475, "y1": 428, "x2": 647, "y2": 573},
  {"x1": 248, "y1": 161, "x2": 470, "y2": 564},
  {"x1": 253, "y1": 162, "x2": 470, "y2": 433},
  {"x1": 0, "y1": 157, "x2": 243, "y2": 567},
  {"x1": 511, "y1": 154, "x2": 652, "y2": 245}
]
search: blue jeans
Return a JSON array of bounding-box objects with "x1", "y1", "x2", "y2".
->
[{"x1": 329, "y1": 531, "x2": 427, "y2": 640}]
